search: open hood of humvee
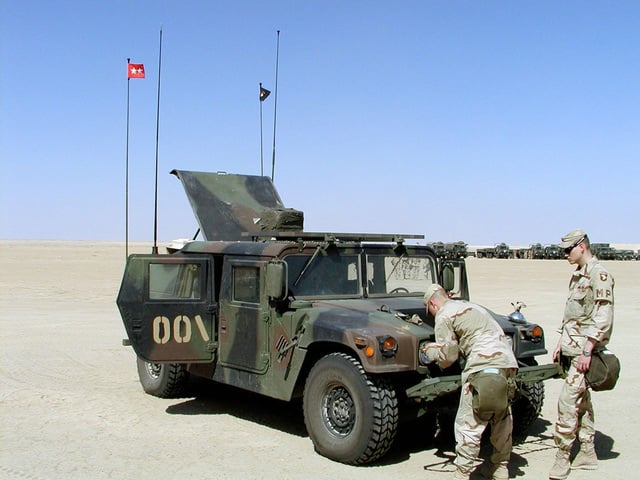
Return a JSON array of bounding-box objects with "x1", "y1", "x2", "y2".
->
[{"x1": 171, "y1": 169, "x2": 303, "y2": 241}]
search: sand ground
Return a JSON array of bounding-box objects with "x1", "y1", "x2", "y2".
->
[{"x1": 1, "y1": 241, "x2": 638, "y2": 480}]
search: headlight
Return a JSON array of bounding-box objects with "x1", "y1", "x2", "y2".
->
[
  {"x1": 418, "y1": 341, "x2": 431, "y2": 365},
  {"x1": 378, "y1": 335, "x2": 398, "y2": 358},
  {"x1": 419, "y1": 350, "x2": 431, "y2": 366}
]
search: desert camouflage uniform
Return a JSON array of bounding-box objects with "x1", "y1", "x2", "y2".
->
[
  {"x1": 555, "y1": 257, "x2": 614, "y2": 450},
  {"x1": 423, "y1": 300, "x2": 518, "y2": 474}
]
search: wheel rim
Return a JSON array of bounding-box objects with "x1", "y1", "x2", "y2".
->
[
  {"x1": 322, "y1": 383, "x2": 356, "y2": 437},
  {"x1": 145, "y1": 362, "x2": 162, "y2": 379}
]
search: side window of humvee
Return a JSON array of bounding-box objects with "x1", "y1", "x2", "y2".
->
[
  {"x1": 148, "y1": 263, "x2": 202, "y2": 300},
  {"x1": 232, "y1": 266, "x2": 260, "y2": 304}
]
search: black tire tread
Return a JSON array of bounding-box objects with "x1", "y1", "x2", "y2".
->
[
  {"x1": 512, "y1": 380, "x2": 545, "y2": 434},
  {"x1": 137, "y1": 358, "x2": 189, "y2": 398},
  {"x1": 303, "y1": 352, "x2": 398, "y2": 465}
]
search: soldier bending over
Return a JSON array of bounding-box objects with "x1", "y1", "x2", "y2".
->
[{"x1": 421, "y1": 284, "x2": 518, "y2": 480}]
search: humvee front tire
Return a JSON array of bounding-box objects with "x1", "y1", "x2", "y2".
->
[
  {"x1": 303, "y1": 352, "x2": 398, "y2": 465},
  {"x1": 136, "y1": 357, "x2": 189, "y2": 398},
  {"x1": 512, "y1": 380, "x2": 545, "y2": 434}
]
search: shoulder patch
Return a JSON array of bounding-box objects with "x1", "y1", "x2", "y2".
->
[{"x1": 600, "y1": 272, "x2": 608, "y2": 282}]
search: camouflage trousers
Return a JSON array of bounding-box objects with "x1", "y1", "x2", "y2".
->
[
  {"x1": 554, "y1": 356, "x2": 595, "y2": 450},
  {"x1": 453, "y1": 381, "x2": 513, "y2": 474}
]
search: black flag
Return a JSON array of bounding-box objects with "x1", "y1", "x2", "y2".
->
[{"x1": 260, "y1": 86, "x2": 271, "y2": 101}]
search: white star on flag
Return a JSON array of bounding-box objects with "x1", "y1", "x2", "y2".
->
[{"x1": 127, "y1": 63, "x2": 145, "y2": 79}]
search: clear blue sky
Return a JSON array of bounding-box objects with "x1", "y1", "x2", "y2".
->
[{"x1": 1, "y1": 1, "x2": 638, "y2": 245}]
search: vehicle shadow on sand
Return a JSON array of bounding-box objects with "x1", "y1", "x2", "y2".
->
[
  {"x1": 164, "y1": 385, "x2": 619, "y2": 471},
  {"x1": 164, "y1": 379, "x2": 308, "y2": 438}
]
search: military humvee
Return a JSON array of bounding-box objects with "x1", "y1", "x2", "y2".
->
[
  {"x1": 530, "y1": 243, "x2": 545, "y2": 260},
  {"x1": 445, "y1": 241, "x2": 468, "y2": 259},
  {"x1": 476, "y1": 243, "x2": 512, "y2": 259},
  {"x1": 544, "y1": 244, "x2": 564, "y2": 260},
  {"x1": 427, "y1": 241, "x2": 447, "y2": 258},
  {"x1": 494, "y1": 242, "x2": 512, "y2": 259},
  {"x1": 117, "y1": 170, "x2": 559, "y2": 465}
]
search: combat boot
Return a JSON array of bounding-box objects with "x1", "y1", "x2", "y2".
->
[
  {"x1": 449, "y1": 469, "x2": 469, "y2": 480},
  {"x1": 478, "y1": 462, "x2": 509, "y2": 479},
  {"x1": 571, "y1": 443, "x2": 598, "y2": 470},
  {"x1": 549, "y1": 448, "x2": 571, "y2": 480}
]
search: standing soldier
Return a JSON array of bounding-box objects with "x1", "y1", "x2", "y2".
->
[
  {"x1": 549, "y1": 229, "x2": 615, "y2": 479},
  {"x1": 421, "y1": 284, "x2": 518, "y2": 480}
]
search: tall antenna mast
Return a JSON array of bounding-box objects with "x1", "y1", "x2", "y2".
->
[
  {"x1": 125, "y1": 58, "x2": 131, "y2": 258},
  {"x1": 152, "y1": 26, "x2": 163, "y2": 254},
  {"x1": 270, "y1": 30, "x2": 280, "y2": 182},
  {"x1": 124, "y1": 58, "x2": 146, "y2": 257}
]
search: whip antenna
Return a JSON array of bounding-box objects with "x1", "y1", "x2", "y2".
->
[
  {"x1": 152, "y1": 26, "x2": 163, "y2": 254},
  {"x1": 270, "y1": 30, "x2": 280, "y2": 182}
]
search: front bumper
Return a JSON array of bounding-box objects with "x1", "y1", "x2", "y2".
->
[{"x1": 406, "y1": 362, "x2": 562, "y2": 402}]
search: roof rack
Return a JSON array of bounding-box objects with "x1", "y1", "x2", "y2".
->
[{"x1": 244, "y1": 231, "x2": 424, "y2": 243}]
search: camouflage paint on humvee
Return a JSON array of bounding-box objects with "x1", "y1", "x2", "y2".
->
[{"x1": 117, "y1": 170, "x2": 560, "y2": 465}]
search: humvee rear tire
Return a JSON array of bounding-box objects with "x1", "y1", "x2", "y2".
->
[
  {"x1": 512, "y1": 380, "x2": 545, "y2": 434},
  {"x1": 136, "y1": 357, "x2": 189, "y2": 398},
  {"x1": 303, "y1": 352, "x2": 398, "y2": 465}
]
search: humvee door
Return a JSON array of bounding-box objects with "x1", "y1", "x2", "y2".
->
[{"x1": 117, "y1": 255, "x2": 217, "y2": 363}]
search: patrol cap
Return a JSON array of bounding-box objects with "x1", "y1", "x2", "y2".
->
[
  {"x1": 423, "y1": 283, "x2": 443, "y2": 304},
  {"x1": 559, "y1": 229, "x2": 587, "y2": 248}
]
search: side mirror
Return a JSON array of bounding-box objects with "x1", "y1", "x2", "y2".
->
[
  {"x1": 266, "y1": 261, "x2": 288, "y2": 300},
  {"x1": 442, "y1": 263, "x2": 455, "y2": 292}
]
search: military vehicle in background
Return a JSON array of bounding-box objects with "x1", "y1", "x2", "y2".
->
[
  {"x1": 117, "y1": 170, "x2": 559, "y2": 465},
  {"x1": 445, "y1": 241, "x2": 468, "y2": 259},
  {"x1": 530, "y1": 243, "x2": 545, "y2": 259},
  {"x1": 592, "y1": 243, "x2": 616, "y2": 260},
  {"x1": 427, "y1": 241, "x2": 468, "y2": 259},
  {"x1": 543, "y1": 244, "x2": 564, "y2": 260},
  {"x1": 476, "y1": 242, "x2": 512, "y2": 259},
  {"x1": 615, "y1": 249, "x2": 636, "y2": 261},
  {"x1": 495, "y1": 242, "x2": 512, "y2": 258},
  {"x1": 427, "y1": 241, "x2": 447, "y2": 258}
]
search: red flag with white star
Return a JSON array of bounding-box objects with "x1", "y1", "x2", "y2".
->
[{"x1": 128, "y1": 63, "x2": 145, "y2": 79}]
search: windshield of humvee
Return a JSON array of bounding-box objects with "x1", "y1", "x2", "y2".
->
[{"x1": 284, "y1": 252, "x2": 436, "y2": 297}]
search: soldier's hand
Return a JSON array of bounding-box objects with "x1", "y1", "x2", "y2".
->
[
  {"x1": 419, "y1": 343, "x2": 436, "y2": 364},
  {"x1": 577, "y1": 354, "x2": 591, "y2": 373}
]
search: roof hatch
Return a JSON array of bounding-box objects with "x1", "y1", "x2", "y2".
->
[{"x1": 171, "y1": 170, "x2": 303, "y2": 241}]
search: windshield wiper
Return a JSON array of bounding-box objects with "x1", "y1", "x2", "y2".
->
[
  {"x1": 385, "y1": 252, "x2": 406, "y2": 283},
  {"x1": 293, "y1": 244, "x2": 325, "y2": 287}
]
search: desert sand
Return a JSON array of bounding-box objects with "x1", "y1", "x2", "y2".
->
[{"x1": 0, "y1": 240, "x2": 638, "y2": 480}]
